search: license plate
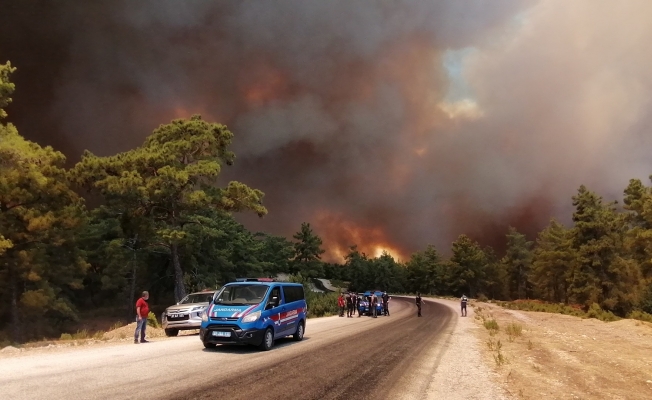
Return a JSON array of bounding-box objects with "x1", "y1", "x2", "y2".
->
[
  {"x1": 212, "y1": 331, "x2": 231, "y2": 337},
  {"x1": 170, "y1": 313, "x2": 182, "y2": 318}
]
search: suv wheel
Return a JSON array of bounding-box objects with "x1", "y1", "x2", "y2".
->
[
  {"x1": 293, "y1": 321, "x2": 305, "y2": 341},
  {"x1": 259, "y1": 328, "x2": 274, "y2": 351},
  {"x1": 164, "y1": 328, "x2": 179, "y2": 337},
  {"x1": 203, "y1": 341, "x2": 216, "y2": 349}
]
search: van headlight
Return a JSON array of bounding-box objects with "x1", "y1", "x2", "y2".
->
[
  {"x1": 242, "y1": 310, "x2": 261, "y2": 323},
  {"x1": 201, "y1": 310, "x2": 208, "y2": 322}
]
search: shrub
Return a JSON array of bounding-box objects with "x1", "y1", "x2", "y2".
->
[
  {"x1": 586, "y1": 303, "x2": 619, "y2": 322},
  {"x1": 505, "y1": 322, "x2": 523, "y2": 339},
  {"x1": 484, "y1": 319, "x2": 499, "y2": 331},
  {"x1": 477, "y1": 293, "x2": 488, "y2": 302},
  {"x1": 60, "y1": 333, "x2": 73, "y2": 341},
  {"x1": 627, "y1": 310, "x2": 652, "y2": 323},
  {"x1": 494, "y1": 351, "x2": 507, "y2": 366},
  {"x1": 72, "y1": 330, "x2": 90, "y2": 340},
  {"x1": 147, "y1": 311, "x2": 160, "y2": 328}
]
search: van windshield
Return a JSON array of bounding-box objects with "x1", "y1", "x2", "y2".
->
[{"x1": 214, "y1": 285, "x2": 269, "y2": 306}]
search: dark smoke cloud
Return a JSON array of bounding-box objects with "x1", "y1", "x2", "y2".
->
[{"x1": 3, "y1": 1, "x2": 651, "y2": 261}]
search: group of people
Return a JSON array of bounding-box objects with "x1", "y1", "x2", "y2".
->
[
  {"x1": 414, "y1": 292, "x2": 469, "y2": 317},
  {"x1": 338, "y1": 291, "x2": 390, "y2": 318}
]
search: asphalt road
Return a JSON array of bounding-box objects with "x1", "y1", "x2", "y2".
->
[{"x1": 0, "y1": 297, "x2": 456, "y2": 400}]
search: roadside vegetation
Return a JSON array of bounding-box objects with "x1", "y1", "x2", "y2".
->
[{"x1": 2, "y1": 60, "x2": 652, "y2": 346}]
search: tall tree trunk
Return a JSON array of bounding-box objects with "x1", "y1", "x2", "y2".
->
[{"x1": 171, "y1": 242, "x2": 186, "y2": 302}]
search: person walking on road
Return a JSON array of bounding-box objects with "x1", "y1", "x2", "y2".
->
[
  {"x1": 382, "y1": 291, "x2": 390, "y2": 316},
  {"x1": 338, "y1": 293, "x2": 345, "y2": 317},
  {"x1": 461, "y1": 294, "x2": 468, "y2": 317},
  {"x1": 416, "y1": 292, "x2": 422, "y2": 317},
  {"x1": 134, "y1": 291, "x2": 150, "y2": 344}
]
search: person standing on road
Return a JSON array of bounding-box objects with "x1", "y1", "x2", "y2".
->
[
  {"x1": 382, "y1": 292, "x2": 390, "y2": 316},
  {"x1": 416, "y1": 292, "x2": 422, "y2": 317},
  {"x1": 134, "y1": 291, "x2": 150, "y2": 344},
  {"x1": 461, "y1": 294, "x2": 468, "y2": 317},
  {"x1": 371, "y1": 293, "x2": 378, "y2": 318},
  {"x1": 338, "y1": 293, "x2": 345, "y2": 317},
  {"x1": 346, "y1": 292, "x2": 354, "y2": 317}
]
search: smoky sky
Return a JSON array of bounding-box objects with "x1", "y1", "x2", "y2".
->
[{"x1": 2, "y1": 0, "x2": 652, "y2": 261}]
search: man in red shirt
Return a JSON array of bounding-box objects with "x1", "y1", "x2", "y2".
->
[{"x1": 134, "y1": 291, "x2": 150, "y2": 344}]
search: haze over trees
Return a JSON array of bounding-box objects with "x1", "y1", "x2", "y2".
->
[{"x1": 1, "y1": 62, "x2": 652, "y2": 343}]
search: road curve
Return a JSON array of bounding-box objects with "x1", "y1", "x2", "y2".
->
[{"x1": 0, "y1": 297, "x2": 455, "y2": 400}]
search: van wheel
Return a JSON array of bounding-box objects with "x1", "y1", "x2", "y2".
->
[
  {"x1": 293, "y1": 321, "x2": 305, "y2": 341},
  {"x1": 259, "y1": 328, "x2": 274, "y2": 351},
  {"x1": 165, "y1": 328, "x2": 179, "y2": 337},
  {"x1": 203, "y1": 342, "x2": 216, "y2": 349}
]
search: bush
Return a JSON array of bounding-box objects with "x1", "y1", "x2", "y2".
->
[
  {"x1": 477, "y1": 293, "x2": 488, "y2": 302},
  {"x1": 484, "y1": 319, "x2": 499, "y2": 332},
  {"x1": 59, "y1": 333, "x2": 73, "y2": 341},
  {"x1": 505, "y1": 322, "x2": 523, "y2": 338},
  {"x1": 586, "y1": 303, "x2": 619, "y2": 322},
  {"x1": 627, "y1": 310, "x2": 652, "y2": 323},
  {"x1": 639, "y1": 284, "x2": 652, "y2": 314},
  {"x1": 147, "y1": 311, "x2": 160, "y2": 328}
]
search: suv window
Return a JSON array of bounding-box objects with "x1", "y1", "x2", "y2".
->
[
  {"x1": 282, "y1": 285, "x2": 305, "y2": 303},
  {"x1": 179, "y1": 293, "x2": 214, "y2": 304}
]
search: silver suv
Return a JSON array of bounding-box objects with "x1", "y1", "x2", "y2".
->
[{"x1": 162, "y1": 290, "x2": 216, "y2": 337}]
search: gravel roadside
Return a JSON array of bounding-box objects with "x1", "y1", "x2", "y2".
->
[{"x1": 391, "y1": 297, "x2": 514, "y2": 400}]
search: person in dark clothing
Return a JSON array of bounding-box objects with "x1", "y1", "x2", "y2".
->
[
  {"x1": 357, "y1": 295, "x2": 363, "y2": 317},
  {"x1": 461, "y1": 294, "x2": 468, "y2": 317},
  {"x1": 346, "y1": 293, "x2": 354, "y2": 317},
  {"x1": 382, "y1": 292, "x2": 390, "y2": 316},
  {"x1": 371, "y1": 293, "x2": 378, "y2": 318},
  {"x1": 415, "y1": 292, "x2": 422, "y2": 317}
]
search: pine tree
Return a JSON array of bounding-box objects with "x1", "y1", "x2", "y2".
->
[
  {"x1": 291, "y1": 222, "x2": 325, "y2": 278},
  {"x1": 531, "y1": 219, "x2": 574, "y2": 303},
  {"x1": 502, "y1": 227, "x2": 534, "y2": 299},
  {"x1": 72, "y1": 115, "x2": 267, "y2": 302},
  {"x1": 1, "y1": 63, "x2": 88, "y2": 341},
  {"x1": 569, "y1": 186, "x2": 640, "y2": 313},
  {"x1": 449, "y1": 234, "x2": 487, "y2": 297}
]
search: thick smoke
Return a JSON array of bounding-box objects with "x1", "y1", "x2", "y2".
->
[{"x1": 2, "y1": 1, "x2": 652, "y2": 261}]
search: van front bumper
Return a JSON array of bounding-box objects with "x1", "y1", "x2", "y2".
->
[{"x1": 200, "y1": 324, "x2": 265, "y2": 346}]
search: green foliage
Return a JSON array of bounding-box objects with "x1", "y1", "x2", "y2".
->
[
  {"x1": 291, "y1": 222, "x2": 325, "y2": 278},
  {"x1": 484, "y1": 319, "x2": 499, "y2": 332},
  {"x1": 627, "y1": 310, "x2": 652, "y2": 323},
  {"x1": 72, "y1": 115, "x2": 267, "y2": 302},
  {"x1": 639, "y1": 283, "x2": 652, "y2": 314},
  {"x1": 570, "y1": 186, "x2": 640, "y2": 314},
  {"x1": 505, "y1": 322, "x2": 523, "y2": 341},
  {"x1": 585, "y1": 302, "x2": 619, "y2": 322},
  {"x1": 502, "y1": 227, "x2": 534, "y2": 299},
  {"x1": 147, "y1": 311, "x2": 160, "y2": 328},
  {"x1": 531, "y1": 219, "x2": 574, "y2": 303},
  {"x1": 499, "y1": 300, "x2": 586, "y2": 317},
  {"x1": 449, "y1": 235, "x2": 487, "y2": 297},
  {"x1": 0, "y1": 61, "x2": 16, "y2": 119},
  {"x1": 0, "y1": 74, "x2": 88, "y2": 342}
]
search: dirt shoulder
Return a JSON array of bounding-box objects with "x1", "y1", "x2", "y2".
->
[
  {"x1": 395, "y1": 297, "x2": 515, "y2": 400},
  {"x1": 470, "y1": 301, "x2": 652, "y2": 400}
]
